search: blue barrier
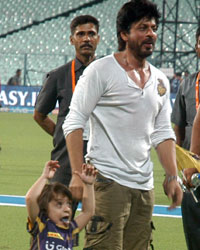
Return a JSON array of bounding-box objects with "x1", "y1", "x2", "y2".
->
[
  {"x1": 0, "y1": 85, "x2": 176, "y2": 113},
  {"x1": 0, "y1": 85, "x2": 41, "y2": 113},
  {"x1": 0, "y1": 195, "x2": 181, "y2": 217}
]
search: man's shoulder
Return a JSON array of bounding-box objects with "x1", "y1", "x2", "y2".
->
[
  {"x1": 47, "y1": 61, "x2": 73, "y2": 77},
  {"x1": 87, "y1": 55, "x2": 114, "y2": 71},
  {"x1": 179, "y1": 72, "x2": 197, "y2": 89},
  {"x1": 41, "y1": 61, "x2": 73, "y2": 87},
  {"x1": 12, "y1": 75, "x2": 17, "y2": 80},
  {"x1": 150, "y1": 64, "x2": 169, "y2": 82},
  {"x1": 7, "y1": 76, "x2": 13, "y2": 85},
  {"x1": 186, "y1": 72, "x2": 197, "y2": 83}
]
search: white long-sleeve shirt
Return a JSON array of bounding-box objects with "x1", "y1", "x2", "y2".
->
[{"x1": 63, "y1": 54, "x2": 175, "y2": 190}]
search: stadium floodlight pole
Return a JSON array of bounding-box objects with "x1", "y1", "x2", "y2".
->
[{"x1": 24, "y1": 53, "x2": 27, "y2": 86}]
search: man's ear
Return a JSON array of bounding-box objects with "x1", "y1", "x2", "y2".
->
[
  {"x1": 97, "y1": 35, "x2": 100, "y2": 44},
  {"x1": 120, "y1": 31, "x2": 128, "y2": 42},
  {"x1": 70, "y1": 35, "x2": 74, "y2": 45}
]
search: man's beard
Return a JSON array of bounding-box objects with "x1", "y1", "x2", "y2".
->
[
  {"x1": 128, "y1": 39, "x2": 155, "y2": 58},
  {"x1": 138, "y1": 49, "x2": 153, "y2": 58}
]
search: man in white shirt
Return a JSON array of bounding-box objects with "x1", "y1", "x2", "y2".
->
[{"x1": 63, "y1": 1, "x2": 183, "y2": 249}]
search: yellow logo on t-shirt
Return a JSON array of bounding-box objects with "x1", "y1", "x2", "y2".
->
[
  {"x1": 157, "y1": 79, "x2": 166, "y2": 96},
  {"x1": 47, "y1": 232, "x2": 64, "y2": 240}
]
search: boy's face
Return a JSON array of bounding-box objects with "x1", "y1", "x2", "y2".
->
[{"x1": 48, "y1": 194, "x2": 72, "y2": 227}]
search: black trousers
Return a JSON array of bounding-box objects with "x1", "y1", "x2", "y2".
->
[{"x1": 181, "y1": 187, "x2": 200, "y2": 250}]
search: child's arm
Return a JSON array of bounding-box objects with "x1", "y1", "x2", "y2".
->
[
  {"x1": 74, "y1": 163, "x2": 97, "y2": 231},
  {"x1": 25, "y1": 160, "x2": 60, "y2": 224}
]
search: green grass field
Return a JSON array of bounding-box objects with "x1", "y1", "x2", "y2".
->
[{"x1": 0, "y1": 112, "x2": 186, "y2": 249}]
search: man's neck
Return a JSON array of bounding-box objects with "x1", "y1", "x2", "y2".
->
[
  {"x1": 76, "y1": 54, "x2": 95, "y2": 66},
  {"x1": 114, "y1": 50, "x2": 151, "y2": 89},
  {"x1": 119, "y1": 50, "x2": 148, "y2": 71}
]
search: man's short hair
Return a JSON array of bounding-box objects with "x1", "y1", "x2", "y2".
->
[
  {"x1": 70, "y1": 15, "x2": 99, "y2": 34},
  {"x1": 176, "y1": 72, "x2": 182, "y2": 77},
  {"x1": 116, "y1": 0, "x2": 161, "y2": 51}
]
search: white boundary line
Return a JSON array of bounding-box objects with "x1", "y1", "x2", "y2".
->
[
  {"x1": 0, "y1": 203, "x2": 25, "y2": 207},
  {"x1": 153, "y1": 214, "x2": 181, "y2": 218},
  {"x1": 0, "y1": 194, "x2": 25, "y2": 198}
]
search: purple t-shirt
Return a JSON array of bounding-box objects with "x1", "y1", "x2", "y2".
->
[{"x1": 27, "y1": 213, "x2": 79, "y2": 250}]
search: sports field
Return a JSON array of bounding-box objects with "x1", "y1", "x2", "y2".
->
[{"x1": 0, "y1": 112, "x2": 186, "y2": 249}]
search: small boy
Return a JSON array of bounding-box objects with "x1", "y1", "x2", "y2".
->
[{"x1": 26, "y1": 160, "x2": 97, "y2": 250}]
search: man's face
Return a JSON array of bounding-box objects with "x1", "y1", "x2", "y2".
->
[
  {"x1": 195, "y1": 36, "x2": 200, "y2": 58},
  {"x1": 70, "y1": 23, "x2": 100, "y2": 57},
  {"x1": 122, "y1": 17, "x2": 158, "y2": 58},
  {"x1": 48, "y1": 194, "x2": 72, "y2": 227}
]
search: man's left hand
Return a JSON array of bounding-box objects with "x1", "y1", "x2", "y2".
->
[{"x1": 163, "y1": 177, "x2": 183, "y2": 209}]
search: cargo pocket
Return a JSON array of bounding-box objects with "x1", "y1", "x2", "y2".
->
[{"x1": 84, "y1": 215, "x2": 112, "y2": 247}]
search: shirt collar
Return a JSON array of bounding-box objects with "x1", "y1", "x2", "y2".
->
[
  {"x1": 74, "y1": 57, "x2": 85, "y2": 72},
  {"x1": 74, "y1": 57, "x2": 96, "y2": 71}
]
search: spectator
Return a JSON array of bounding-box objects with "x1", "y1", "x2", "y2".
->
[
  {"x1": 170, "y1": 72, "x2": 182, "y2": 94},
  {"x1": 183, "y1": 70, "x2": 189, "y2": 78},
  {"x1": 63, "y1": 1, "x2": 182, "y2": 249},
  {"x1": 33, "y1": 15, "x2": 100, "y2": 217},
  {"x1": 7, "y1": 69, "x2": 22, "y2": 86},
  {"x1": 171, "y1": 26, "x2": 200, "y2": 250}
]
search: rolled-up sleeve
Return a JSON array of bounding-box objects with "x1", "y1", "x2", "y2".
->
[
  {"x1": 62, "y1": 63, "x2": 104, "y2": 138},
  {"x1": 151, "y1": 86, "x2": 176, "y2": 148}
]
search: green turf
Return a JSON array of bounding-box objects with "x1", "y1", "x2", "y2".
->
[
  {"x1": 153, "y1": 216, "x2": 185, "y2": 250},
  {"x1": 0, "y1": 112, "x2": 52, "y2": 195},
  {"x1": 0, "y1": 206, "x2": 29, "y2": 249},
  {"x1": 0, "y1": 112, "x2": 187, "y2": 249}
]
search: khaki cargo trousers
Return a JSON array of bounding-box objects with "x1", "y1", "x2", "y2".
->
[{"x1": 83, "y1": 173, "x2": 154, "y2": 250}]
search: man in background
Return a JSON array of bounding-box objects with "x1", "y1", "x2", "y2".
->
[
  {"x1": 171, "y1": 26, "x2": 200, "y2": 250},
  {"x1": 170, "y1": 72, "x2": 182, "y2": 94},
  {"x1": 33, "y1": 15, "x2": 100, "y2": 215},
  {"x1": 7, "y1": 69, "x2": 22, "y2": 86}
]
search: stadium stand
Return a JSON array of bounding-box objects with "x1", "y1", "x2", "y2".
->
[{"x1": 0, "y1": 0, "x2": 199, "y2": 85}]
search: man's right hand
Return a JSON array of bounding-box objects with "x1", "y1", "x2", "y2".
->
[{"x1": 69, "y1": 174, "x2": 84, "y2": 201}]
